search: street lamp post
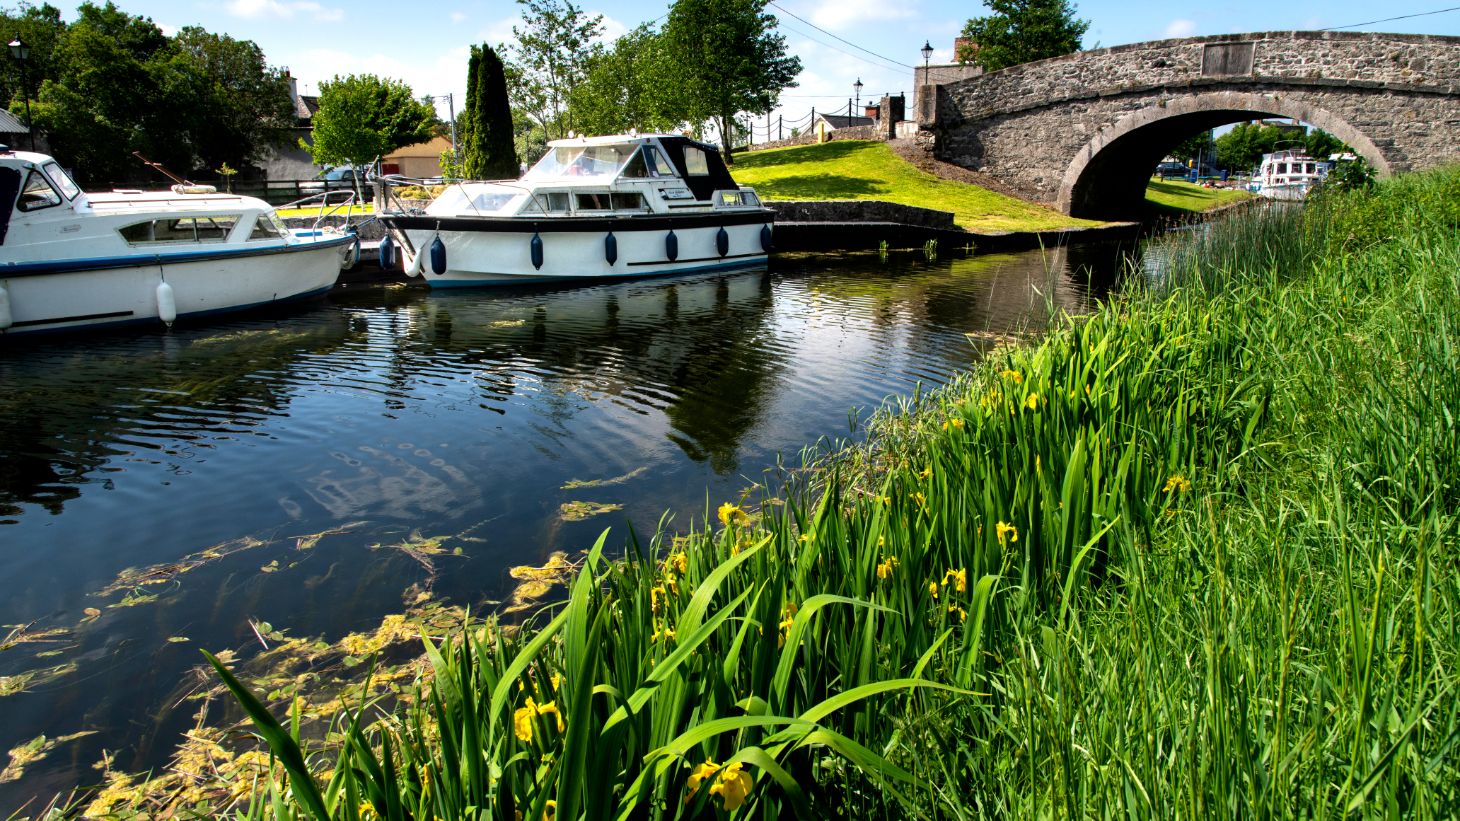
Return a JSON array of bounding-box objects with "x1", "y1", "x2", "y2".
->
[
  {"x1": 921, "y1": 40, "x2": 933, "y2": 86},
  {"x1": 8, "y1": 35, "x2": 34, "y2": 151},
  {"x1": 853, "y1": 77, "x2": 863, "y2": 113}
]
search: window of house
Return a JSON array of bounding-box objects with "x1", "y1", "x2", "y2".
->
[
  {"x1": 18, "y1": 169, "x2": 61, "y2": 212},
  {"x1": 682, "y1": 146, "x2": 710, "y2": 176}
]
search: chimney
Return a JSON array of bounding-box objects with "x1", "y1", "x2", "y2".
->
[
  {"x1": 954, "y1": 37, "x2": 979, "y2": 63},
  {"x1": 864, "y1": 104, "x2": 880, "y2": 120},
  {"x1": 283, "y1": 67, "x2": 298, "y2": 103}
]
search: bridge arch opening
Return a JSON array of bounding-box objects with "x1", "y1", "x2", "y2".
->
[{"x1": 1057, "y1": 92, "x2": 1390, "y2": 221}]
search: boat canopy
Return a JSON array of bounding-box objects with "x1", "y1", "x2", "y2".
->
[{"x1": 521, "y1": 135, "x2": 739, "y2": 202}]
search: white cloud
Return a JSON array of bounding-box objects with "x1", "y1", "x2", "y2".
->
[
  {"x1": 1161, "y1": 19, "x2": 1197, "y2": 38},
  {"x1": 157, "y1": 22, "x2": 178, "y2": 37},
  {"x1": 289, "y1": 45, "x2": 471, "y2": 121},
  {"x1": 450, "y1": 11, "x2": 467, "y2": 24},
  {"x1": 807, "y1": 0, "x2": 912, "y2": 30},
  {"x1": 597, "y1": 13, "x2": 628, "y2": 43},
  {"x1": 226, "y1": 0, "x2": 345, "y2": 23}
]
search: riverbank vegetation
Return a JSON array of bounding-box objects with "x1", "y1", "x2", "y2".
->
[
  {"x1": 76, "y1": 166, "x2": 1458, "y2": 817},
  {"x1": 731, "y1": 140, "x2": 1098, "y2": 233},
  {"x1": 1143, "y1": 177, "x2": 1252, "y2": 216}
]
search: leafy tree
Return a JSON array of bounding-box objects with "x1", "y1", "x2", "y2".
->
[
  {"x1": 507, "y1": 0, "x2": 603, "y2": 142},
  {"x1": 1214, "y1": 122, "x2": 1286, "y2": 172},
  {"x1": 569, "y1": 23, "x2": 681, "y2": 137},
  {"x1": 1325, "y1": 156, "x2": 1374, "y2": 191},
  {"x1": 169, "y1": 27, "x2": 293, "y2": 174},
  {"x1": 1303, "y1": 128, "x2": 1345, "y2": 161},
  {"x1": 4, "y1": 2, "x2": 292, "y2": 184},
  {"x1": 461, "y1": 43, "x2": 518, "y2": 179},
  {"x1": 1168, "y1": 130, "x2": 1211, "y2": 164},
  {"x1": 308, "y1": 73, "x2": 435, "y2": 178},
  {"x1": 661, "y1": 0, "x2": 801, "y2": 164},
  {"x1": 958, "y1": 0, "x2": 1089, "y2": 72}
]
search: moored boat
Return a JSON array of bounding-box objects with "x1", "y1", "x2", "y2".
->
[
  {"x1": 0, "y1": 147, "x2": 356, "y2": 336},
  {"x1": 1251, "y1": 148, "x2": 1330, "y2": 201},
  {"x1": 375, "y1": 133, "x2": 774, "y2": 287}
]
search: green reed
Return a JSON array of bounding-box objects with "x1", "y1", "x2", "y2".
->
[{"x1": 200, "y1": 167, "x2": 1459, "y2": 819}]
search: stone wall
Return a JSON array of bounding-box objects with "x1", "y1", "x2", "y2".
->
[
  {"x1": 923, "y1": 31, "x2": 1460, "y2": 215},
  {"x1": 769, "y1": 200, "x2": 956, "y2": 229}
]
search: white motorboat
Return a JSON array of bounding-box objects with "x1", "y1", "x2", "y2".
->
[
  {"x1": 1251, "y1": 148, "x2": 1330, "y2": 201},
  {"x1": 0, "y1": 147, "x2": 356, "y2": 336},
  {"x1": 376, "y1": 133, "x2": 774, "y2": 288}
]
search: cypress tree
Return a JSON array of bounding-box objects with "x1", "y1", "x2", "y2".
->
[{"x1": 462, "y1": 44, "x2": 519, "y2": 180}]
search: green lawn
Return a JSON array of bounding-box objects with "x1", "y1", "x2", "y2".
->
[
  {"x1": 731, "y1": 140, "x2": 1100, "y2": 233},
  {"x1": 1144, "y1": 178, "x2": 1252, "y2": 214}
]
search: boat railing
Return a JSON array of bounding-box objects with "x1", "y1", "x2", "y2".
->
[
  {"x1": 373, "y1": 175, "x2": 531, "y2": 218},
  {"x1": 277, "y1": 189, "x2": 369, "y2": 232}
]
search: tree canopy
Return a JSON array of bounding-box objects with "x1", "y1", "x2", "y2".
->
[
  {"x1": 507, "y1": 0, "x2": 603, "y2": 143},
  {"x1": 958, "y1": 0, "x2": 1089, "y2": 72},
  {"x1": 461, "y1": 44, "x2": 519, "y2": 180},
  {"x1": 1213, "y1": 122, "x2": 1352, "y2": 171},
  {"x1": 568, "y1": 23, "x2": 681, "y2": 138},
  {"x1": 660, "y1": 0, "x2": 800, "y2": 163},
  {"x1": 307, "y1": 74, "x2": 435, "y2": 173},
  {"x1": 2, "y1": 2, "x2": 294, "y2": 184}
]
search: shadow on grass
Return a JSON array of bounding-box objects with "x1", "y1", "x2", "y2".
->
[
  {"x1": 734, "y1": 140, "x2": 877, "y2": 171},
  {"x1": 753, "y1": 174, "x2": 884, "y2": 200}
]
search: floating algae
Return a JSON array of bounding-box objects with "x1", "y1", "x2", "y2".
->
[
  {"x1": 504, "y1": 551, "x2": 578, "y2": 614},
  {"x1": 0, "y1": 660, "x2": 79, "y2": 697},
  {"x1": 560, "y1": 466, "x2": 648, "y2": 490},
  {"x1": 0, "y1": 623, "x2": 70, "y2": 652},
  {"x1": 370, "y1": 531, "x2": 459, "y2": 576},
  {"x1": 558, "y1": 500, "x2": 623, "y2": 521},
  {"x1": 96, "y1": 535, "x2": 269, "y2": 598},
  {"x1": 0, "y1": 731, "x2": 96, "y2": 784},
  {"x1": 293, "y1": 521, "x2": 365, "y2": 551}
]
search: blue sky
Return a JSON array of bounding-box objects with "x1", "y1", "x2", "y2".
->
[{"x1": 109, "y1": 0, "x2": 1458, "y2": 137}]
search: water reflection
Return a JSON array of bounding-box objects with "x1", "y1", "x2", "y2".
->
[{"x1": 0, "y1": 244, "x2": 1126, "y2": 811}]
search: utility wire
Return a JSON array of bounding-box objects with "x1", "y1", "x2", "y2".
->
[
  {"x1": 1320, "y1": 4, "x2": 1459, "y2": 29},
  {"x1": 767, "y1": 1, "x2": 915, "y2": 70}
]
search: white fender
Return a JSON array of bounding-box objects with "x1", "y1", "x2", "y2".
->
[
  {"x1": 0, "y1": 283, "x2": 11, "y2": 330},
  {"x1": 403, "y1": 243, "x2": 426, "y2": 277},
  {"x1": 156, "y1": 280, "x2": 177, "y2": 326}
]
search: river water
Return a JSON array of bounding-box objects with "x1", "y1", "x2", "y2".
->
[{"x1": 0, "y1": 244, "x2": 1127, "y2": 808}]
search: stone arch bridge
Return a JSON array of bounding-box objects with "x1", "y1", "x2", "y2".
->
[{"x1": 918, "y1": 31, "x2": 1460, "y2": 220}]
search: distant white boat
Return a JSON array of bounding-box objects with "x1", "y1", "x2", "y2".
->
[
  {"x1": 376, "y1": 133, "x2": 774, "y2": 287},
  {"x1": 0, "y1": 147, "x2": 356, "y2": 336},
  {"x1": 1250, "y1": 148, "x2": 1330, "y2": 201}
]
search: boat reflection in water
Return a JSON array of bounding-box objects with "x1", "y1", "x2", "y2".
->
[{"x1": 0, "y1": 242, "x2": 1125, "y2": 811}]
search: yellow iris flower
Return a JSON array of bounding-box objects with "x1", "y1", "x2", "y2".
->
[
  {"x1": 710, "y1": 762, "x2": 754, "y2": 810},
  {"x1": 943, "y1": 567, "x2": 967, "y2": 594},
  {"x1": 996, "y1": 521, "x2": 1019, "y2": 546},
  {"x1": 718, "y1": 502, "x2": 750, "y2": 527},
  {"x1": 876, "y1": 555, "x2": 899, "y2": 580}
]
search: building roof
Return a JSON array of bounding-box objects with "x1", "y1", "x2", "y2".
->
[
  {"x1": 816, "y1": 114, "x2": 874, "y2": 129},
  {"x1": 384, "y1": 134, "x2": 454, "y2": 161},
  {"x1": 294, "y1": 94, "x2": 319, "y2": 122},
  {"x1": 0, "y1": 108, "x2": 28, "y2": 134}
]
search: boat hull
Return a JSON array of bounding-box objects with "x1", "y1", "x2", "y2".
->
[
  {"x1": 388, "y1": 213, "x2": 772, "y2": 288},
  {"x1": 0, "y1": 235, "x2": 353, "y2": 336}
]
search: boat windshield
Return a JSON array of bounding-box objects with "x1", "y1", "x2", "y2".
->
[{"x1": 524, "y1": 144, "x2": 637, "y2": 181}]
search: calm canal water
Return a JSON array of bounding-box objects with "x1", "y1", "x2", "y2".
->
[{"x1": 0, "y1": 244, "x2": 1125, "y2": 807}]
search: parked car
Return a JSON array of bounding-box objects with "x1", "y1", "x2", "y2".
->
[{"x1": 299, "y1": 165, "x2": 371, "y2": 193}]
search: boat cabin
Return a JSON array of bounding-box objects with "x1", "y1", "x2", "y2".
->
[{"x1": 418, "y1": 134, "x2": 760, "y2": 220}]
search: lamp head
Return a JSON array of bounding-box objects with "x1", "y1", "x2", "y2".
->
[
  {"x1": 921, "y1": 41, "x2": 934, "y2": 62},
  {"x1": 8, "y1": 36, "x2": 29, "y2": 62}
]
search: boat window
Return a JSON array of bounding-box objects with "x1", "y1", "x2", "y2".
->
[
  {"x1": 718, "y1": 190, "x2": 745, "y2": 207},
  {"x1": 17, "y1": 169, "x2": 62, "y2": 212},
  {"x1": 576, "y1": 192, "x2": 611, "y2": 211},
  {"x1": 41, "y1": 162, "x2": 80, "y2": 200},
  {"x1": 682, "y1": 146, "x2": 710, "y2": 176},
  {"x1": 611, "y1": 192, "x2": 644, "y2": 211},
  {"x1": 119, "y1": 215, "x2": 240, "y2": 244},
  {"x1": 646, "y1": 147, "x2": 676, "y2": 177},
  {"x1": 525, "y1": 144, "x2": 636, "y2": 181},
  {"x1": 543, "y1": 192, "x2": 569, "y2": 212},
  {"x1": 620, "y1": 151, "x2": 650, "y2": 178},
  {"x1": 1276, "y1": 163, "x2": 1287, "y2": 174},
  {"x1": 249, "y1": 213, "x2": 285, "y2": 240}
]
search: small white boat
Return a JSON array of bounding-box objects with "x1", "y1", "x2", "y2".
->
[
  {"x1": 377, "y1": 133, "x2": 774, "y2": 288},
  {"x1": 0, "y1": 147, "x2": 356, "y2": 336},
  {"x1": 1252, "y1": 148, "x2": 1330, "y2": 201}
]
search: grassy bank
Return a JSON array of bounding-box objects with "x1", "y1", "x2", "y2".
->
[
  {"x1": 87, "y1": 168, "x2": 1458, "y2": 817},
  {"x1": 1144, "y1": 177, "x2": 1252, "y2": 215},
  {"x1": 730, "y1": 141, "x2": 1098, "y2": 233}
]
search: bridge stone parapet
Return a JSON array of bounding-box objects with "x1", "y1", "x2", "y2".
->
[{"x1": 923, "y1": 31, "x2": 1460, "y2": 219}]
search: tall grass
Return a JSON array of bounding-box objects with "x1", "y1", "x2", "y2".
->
[{"x1": 202, "y1": 167, "x2": 1460, "y2": 818}]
